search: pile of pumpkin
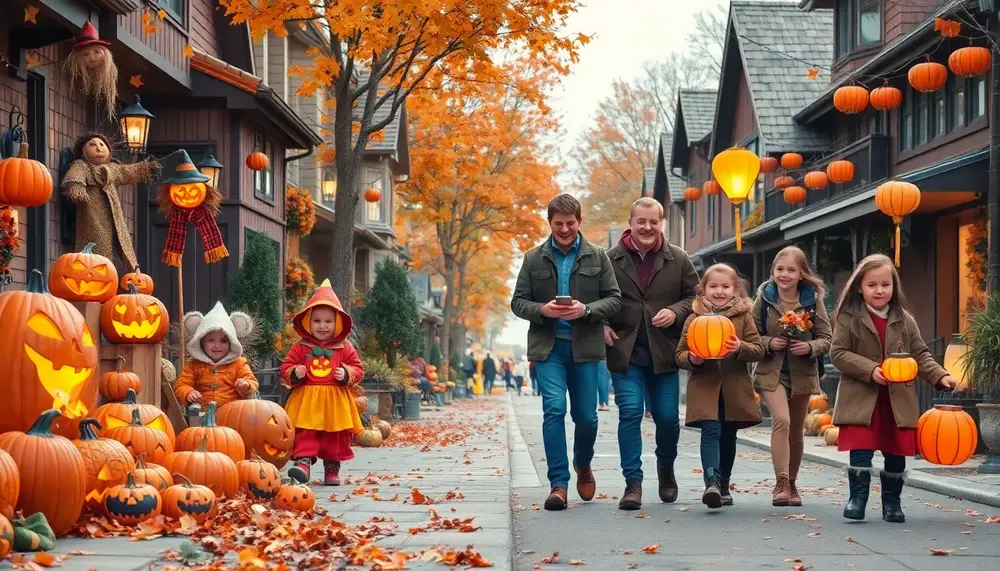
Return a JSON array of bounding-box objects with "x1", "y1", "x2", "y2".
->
[
  {"x1": 347, "y1": 387, "x2": 392, "y2": 448},
  {"x1": 803, "y1": 393, "x2": 839, "y2": 446}
]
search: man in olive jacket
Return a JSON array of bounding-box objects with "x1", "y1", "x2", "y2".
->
[
  {"x1": 605, "y1": 197, "x2": 699, "y2": 511},
  {"x1": 511, "y1": 194, "x2": 622, "y2": 511}
]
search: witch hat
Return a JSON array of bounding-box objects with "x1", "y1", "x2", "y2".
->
[
  {"x1": 291, "y1": 278, "x2": 352, "y2": 343},
  {"x1": 74, "y1": 22, "x2": 110, "y2": 50},
  {"x1": 161, "y1": 149, "x2": 210, "y2": 185}
]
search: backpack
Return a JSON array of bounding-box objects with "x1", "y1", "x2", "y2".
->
[{"x1": 759, "y1": 301, "x2": 827, "y2": 381}]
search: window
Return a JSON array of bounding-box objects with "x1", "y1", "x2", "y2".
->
[
  {"x1": 856, "y1": 0, "x2": 880, "y2": 45},
  {"x1": 668, "y1": 206, "x2": 675, "y2": 238},
  {"x1": 835, "y1": 1, "x2": 850, "y2": 58},
  {"x1": 364, "y1": 170, "x2": 384, "y2": 223},
  {"x1": 835, "y1": 0, "x2": 881, "y2": 58},
  {"x1": 847, "y1": 118, "x2": 861, "y2": 143},
  {"x1": 253, "y1": 132, "x2": 274, "y2": 202},
  {"x1": 971, "y1": 76, "x2": 987, "y2": 121},
  {"x1": 157, "y1": 0, "x2": 185, "y2": 22},
  {"x1": 869, "y1": 110, "x2": 885, "y2": 135},
  {"x1": 706, "y1": 194, "x2": 715, "y2": 227},
  {"x1": 688, "y1": 201, "x2": 697, "y2": 236},
  {"x1": 915, "y1": 92, "x2": 930, "y2": 145},
  {"x1": 899, "y1": 89, "x2": 913, "y2": 152},
  {"x1": 951, "y1": 77, "x2": 966, "y2": 129}
]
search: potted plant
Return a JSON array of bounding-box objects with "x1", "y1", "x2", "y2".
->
[{"x1": 960, "y1": 294, "x2": 1000, "y2": 474}]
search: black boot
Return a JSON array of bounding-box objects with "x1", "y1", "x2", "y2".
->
[
  {"x1": 843, "y1": 468, "x2": 871, "y2": 520},
  {"x1": 719, "y1": 475, "x2": 733, "y2": 506},
  {"x1": 702, "y1": 468, "x2": 722, "y2": 509},
  {"x1": 880, "y1": 472, "x2": 906, "y2": 523}
]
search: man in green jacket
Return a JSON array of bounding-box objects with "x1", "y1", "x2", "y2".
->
[{"x1": 510, "y1": 194, "x2": 622, "y2": 511}]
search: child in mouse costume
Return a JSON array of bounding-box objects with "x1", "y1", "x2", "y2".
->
[
  {"x1": 174, "y1": 301, "x2": 259, "y2": 409},
  {"x1": 281, "y1": 279, "x2": 364, "y2": 486}
]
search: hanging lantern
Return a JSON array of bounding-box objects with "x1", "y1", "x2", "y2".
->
[
  {"x1": 783, "y1": 186, "x2": 807, "y2": 204},
  {"x1": 703, "y1": 180, "x2": 722, "y2": 196},
  {"x1": 803, "y1": 171, "x2": 829, "y2": 190},
  {"x1": 196, "y1": 152, "x2": 223, "y2": 190},
  {"x1": 774, "y1": 175, "x2": 794, "y2": 188},
  {"x1": 364, "y1": 187, "x2": 381, "y2": 203},
  {"x1": 833, "y1": 85, "x2": 869, "y2": 114},
  {"x1": 942, "y1": 333, "x2": 970, "y2": 392},
  {"x1": 683, "y1": 186, "x2": 702, "y2": 201},
  {"x1": 948, "y1": 46, "x2": 991, "y2": 77},
  {"x1": 119, "y1": 95, "x2": 154, "y2": 154},
  {"x1": 916, "y1": 405, "x2": 978, "y2": 466},
  {"x1": 875, "y1": 180, "x2": 921, "y2": 266},
  {"x1": 246, "y1": 149, "x2": 269, "y2": 172},
  {"x1": 759, "y1": 156, "x2": 778, "y2": 173},
  {"x1": 711, "y1": 146, "x2": 760, "y2": 251},
  {"x1": 826, "y1": 160, "x2": 855, "y2": 184},
  {"x1": 780, "y1": 153, "x2": 803, "y2": 169},
  {"x1": 908, "y1": 61, "x2": 948, "y2": 92},
  {"x1": 870, "y1": 85, "x2": 903, "y2": 110},
  {"x1": 881, "y1": 353, "x2": 918, "y2": 382}
]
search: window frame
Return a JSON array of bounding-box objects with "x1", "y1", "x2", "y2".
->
[
  {"x1": 899, "y1": 73, "x2": 989, "y2": 154},
  {"x1": 688, "y1": 200, "x2": 697, "y2": 236},
  {"x1": 253, "y1": 131, "x2": 274, "y2": 204},
  {"x1": 152, "y1": 0, "x2": 188, "y2": 30},
  {"x1": 363, "y1": 167, "x2": 386, "y2": 225},
  {"x1": 834, "y1": 0, "x2": 882, "y2": 60}
]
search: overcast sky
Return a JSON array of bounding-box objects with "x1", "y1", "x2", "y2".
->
[{"x1": 496, "y1": 0, "x2": 729, "y2": 347}]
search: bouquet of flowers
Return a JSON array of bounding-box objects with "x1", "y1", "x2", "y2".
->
[{"x1": 778, "y1": 308, "x2": 814, "y2": 338}]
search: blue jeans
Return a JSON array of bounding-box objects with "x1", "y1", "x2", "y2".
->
[
  {"x1": 850, "y1": 449, "x2": 906, "y2": 473},
  {"x1": 700, "y1": 393, "x2": 738, "y2": 483},
  {"x1": 597, "y1": 361, "x2": 610, "y2": 406},
  {"x1": 534, "y1": 339, "x2": 600, "y2": 489},
  {"x1": 611, "y1": 366, "x2": 680, "y2": 482}
]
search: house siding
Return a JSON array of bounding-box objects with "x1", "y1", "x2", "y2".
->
[
  {"x1": 189, "y1": 0, "x2": 220, "y2": 57},
  {"x1": 727, "y1": 71, "x2": 758, "y2": 147},
  {"x1": 884, "y1": 0, "x2": 939, "y2": 45},
  {"x1": 117, "y1": 11, "x2": 190, "y2": 75},
  {"x1": 239, "y1": 123, "x2": 286, "y2": 223}
]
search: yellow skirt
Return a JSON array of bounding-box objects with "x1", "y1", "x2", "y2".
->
[{"x1": 284, "y1": 385, "x2": 363, "y2": 433}]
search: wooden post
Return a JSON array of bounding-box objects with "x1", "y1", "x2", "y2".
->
[
  {"x1": 177, "y1": 264, "x2": 185, "y2": 373},
  {"x1": 98, "y1": 344, "x2": 162, "y2": 407},
  {"x1": 70, "y1": 301, "x2": 101, "y2": 345}
]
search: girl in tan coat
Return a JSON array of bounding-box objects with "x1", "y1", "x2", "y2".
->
[
  {"x1": 831, "y1": 254, "x2": 957, "y2": 523},
  {"x1": 677, "y1": 264, "x2": 764, "y2": 510},
  {"x1": 752, "y1": 246, "x2": 832, "y2": 507}
]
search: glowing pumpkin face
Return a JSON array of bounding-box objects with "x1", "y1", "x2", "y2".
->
[
  {"x1": 309, "y1": 346, "x2": 334, "y2": 378},
  {"x1": 120, "y1": 267, "x2": 154, "y2": 295},
  {"x1": 216, "y1": 394, "x2": 295, "y2": 468},
  {"x1": 94, "y1": 388, "x2": 176, "y2": 449},
  {"x1": 25, "y1": 312, "x2": 97, "y2": 419},
  {"x1": 169, "y1": 183, "x2": 207, "y2": 209},
  {"x1": 100, "y1": 286, "x2": 169, "y2": 344},
  {"x1": 48, "y1": 243, "x2": 119, "y2": 302}
]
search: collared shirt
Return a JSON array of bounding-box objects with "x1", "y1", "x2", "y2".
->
[{"x1": 550, "y1": 233, "x2": 580, "y2": 337}]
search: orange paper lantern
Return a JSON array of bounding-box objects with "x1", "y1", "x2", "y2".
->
[
  {"x1": 833, "y1": 85, "x2": 869, "y2": 114},
  {"x1": 881, "y1": 353, "x2": 918, "y2": 383},
  {"x1": 783, "y1": 186, "x2": 807, "y2": 204},
  {"x1": 245, "y1": 151, "x2": 269, "y2": 172},
  {"x1": 870, "y1": 85, "x2": 902, "y2": 110},
  {"x1": 803, "y1": 171, "x2": 829, "y2": 190},
  {"x1": 875, "y1": 180, "x2": 921, "y2": 266},
  {"x1": 826, "y1": 160, "x2": 855, "y2": 184},
  {"x1": 683, "y1": 186, "x2": 702, "y2": 201},
  {"x1": 364, "y1": 187, "x2": 381, "y2": 203},
  {"x1": 759, "y1": 157, "x2": 778, "y2": 173},
  {"x1": 908, "y1": 62, "x2": 947, "y2": 93},
  {"x1": 917, "y1": 405, "x2": 978, "y2": 466},
  {"x1": 703, "y1": 180, "x2": 722, "y2": 196},
  {"x1": 686, "y1": 313, "x2": 736, "y2": 360},
  {"x1": 774, "y1": 175, "x2": 794, "y2": 189},
  {"x1": 948, "y1": 46, "x2": 991, "y2": 78},
  {"x1": 780, "y1": 153, "x2": 803, "y2": 169}
]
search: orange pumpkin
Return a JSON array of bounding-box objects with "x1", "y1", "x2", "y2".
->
[
  {"x1": 105, "y1": 408, "x2": 174, "y2": 465},
  {"x1": 355, "y1": 426, "x2": 383, "y2": 447},
  {"x1": 0, "y1": 514, "x2": 12, "y2": 559},
  {"x1": 119, "y1": 266, "x2": 154, "y2": 294},
  {"x1": 161, "y1": 474, "x2": 217, "y2": 522},
  {"x1": 246, "y1": 151, "x2": 269, "y2": 172},
  {"x1": 372, "y1": 416, "x2": 391, "y2": 440},
  {"x1": 94, "y1": 389, "x2": 176, "y2": 448},
  {"x1": 683, "y1": 186, "x2": 702, "y2": 201},
  {"x1": 175, "y1": 401, "x2": 245, "y2": 463},
  {"x1": 759, "y1": 156, "x2": 778, "y2": 173},
  {"x1": 813, "y1": 412, "x2": 833, "y2": 429},
  {"x1": 100, "y1": 285, "x2": 169, "y2": 344},
  {"x1": 161, "y1": 436, "x2": 239, "y2": 499},
  {"x1": 48, "y1": 243, "x2": 119, "y2": 302},
  {"x1": 809, "y1": 394, "x2": 829, "y2": 412},
  {"x1": 833, "y1": 85, "x2": 869, "y2": 114},
  {"x1": 99, "y1": 356, "x2": 142, "y2": 401},
  {"x1": 0, "y1": 409, "x2": 86, "y2": 537},
  {"x1": 73, "y1": 418, "x2": 136, "y2": 510},
  {"x1": 685, "y1": 313, "x2": 736, "y2": 360},
  {"x1": 948, "y1": 46, "x2": 991, "y2": 78},
  {"x1": 917, "y1": 405, "x2": 978, "y2": 466},
  {"x1": 364, "y1": 187, "x2": 381, "y2": 202},
  {"x1": 273, "y1": 479, "x2": 315, "y2": 512},
  {"x1": 236, "y1": 452, "x2": 282, "y2": 501},
  {"x1": 882, "y1": 353, "x2": 918, "y2": 383},
  {"x1": 0, "y1": 143, "x2": 53, "y2": 207},
  {"x1": 780, "y1": 153, "x2": 803, "y2": 169},
  {"x1": 355, "y1": 395, "x2": 370, "y2": 411},
  {"x1": 824, "y1": 426, "x2": 840, "y2": 446},
  {"x1": 803, "y1": 171, "x2": 828, "y2": 190},
  {"x1": 783, "y1": 186, "x2": 807, "y2": 204},
  {"x1": 826, "y1": 160, "x2": 855, "y2": 184},
  {"x1": 216, "y1": 392, "x2": 295, "y2": 468},
  {"x1": 773, "y1": 175, "x2": 794, "y2": 188},
  {"x1": 908, "y1": 61, "x2": 947, "y2": 92},
  {"x1": 0, "y1": 449, "x2": 19, "y2": 519},
  {"x1": 870, "y1": 85, "x2": 902, "y2": 110},
  {"x1": 702, "y1": 180, "x2": 722, "y2": 196},
  {"x1": 133, "y1": 453, "x2": 173, "y2": 492}
]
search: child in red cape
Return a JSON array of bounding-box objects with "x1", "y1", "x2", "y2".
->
[{"x1": 281, "y1": 279, "x2": 364, "y2": 485}]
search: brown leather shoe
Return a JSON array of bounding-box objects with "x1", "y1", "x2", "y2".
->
[
  {"x1": 574, "y1": 465, "x2": 596, "y2": 501},
  {"x1": 618, "y1": 480, "x2": 642, "y2": 510},
  {"x1": 772, "y1": 475, "x2": 791, "y2": 506},
  {"x1": 544, "y1": 487, "x2": 568, "y2": 511},
  {"x1": 789, "y1": 479, "x2": 802, "y2": 507},
  {"x1": 656, "y1": 464, "x2": 678, "y2": 503}
]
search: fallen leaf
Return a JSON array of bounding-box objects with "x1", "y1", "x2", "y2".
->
[
  {"x1": 807, "y1": 531, "x2": 821, "y2": 537},
  {"x1": 25, "y1": 52, "x2": 39, "y2": 70},
  {"x1": 785, "y1": 557, "x2": 803, "y2": 563},
  {"x1": 539, "y1": 552, "x2": 558, "y2": 564},
  {"x1": 642, "y1": 544, "x2": 659, "y2": 554},
  {"x1": 33, "y1": 553, "x2": 57, "y2": 567},
  {"x1": 570, "y1": 560, "x2": 585, "y2": 566},
  {"x1": 183, "y1": 45, "x2": 194, "y2": 58},
  {"x1": 130, "y1": 75, "x2": 143, "y2": 88},
  {"x1": 635, "y1": 512, "x2": 649, "y2": 519},
  {"x1": 986, "y1": 516, "x2": 1000, "y2": 524},
  {"x1": 144, "y1": 23, "x2": 157, "y2": 35},
  {"x1": 807, "y1": 68, "x2": 820, "y2": 80},
  {"x1": 157, "y1": 9, "x2": 167, "y2": 19},
  {"x1": 929, "y1": 548, "x2": 952, "y2": 556},
  {"x1": 24, "y1": 6, "x2": 39, "y2": 24}
]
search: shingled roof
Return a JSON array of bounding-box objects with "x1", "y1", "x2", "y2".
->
[
  {"x1": 653, "y1": 132, "x2": 687, "y2": 205},
  {"x1": 713, "y1": 1, "x2": 833, "y2": 154},
  {"x1": 642, "y1": 167, "x2": 656, "y2": 197},
  {"x1": 355, "y1": 73, "x2": 407, "y2": 157},
  {"x1": 678, "y1": 90, "x2": 717, "y2": 144}
]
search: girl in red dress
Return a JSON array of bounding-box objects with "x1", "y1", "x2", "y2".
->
[{"x1": 830, "y1": 254, "x2": 956, "y2": 523}]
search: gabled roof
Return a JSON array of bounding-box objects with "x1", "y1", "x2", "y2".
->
[
  {"x1": 653, "y1": 132, "x2": 687, "y2": 205},
  {"x1": 641, "y1": 167, "x2": 656, "y2": 197},
  {"x1": 679, "y1": 89, "x2": 717, "y2": 144},
  {"x1": 711, "y1": 1, "x2": 833, "y2": 155},
  {"x1": 355, "y1": 73, "x2": 407, "y2": 157}
]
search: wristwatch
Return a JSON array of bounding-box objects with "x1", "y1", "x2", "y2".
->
[{"x1": 583, "y1": 305, "x2": 592, "y2": 319}]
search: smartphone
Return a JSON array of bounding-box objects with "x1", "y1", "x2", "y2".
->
[{"x1": 555, "y1": 296, "x2": 573, "y2": 306}]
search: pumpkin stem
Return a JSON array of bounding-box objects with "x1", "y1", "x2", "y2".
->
[
  {"x1": 16, "y1": 143, "x2": 29, "y2": 158},
  {"x1": 125, "y1": 472, "x2": 138, "y2": 488},
  {"x1": 248, "y1": 391, "x2": 261, "y2": 400},
  {"x1": 127, "y1": 283, "x2": 138, "y2": 295},
  {"x1": 195, "y1": 434, "x2": 209, "y2": 453},
  {"x1": 116, "y1": 355, "x2": 126, "y2": 373},
  {"x1": 249, "y1": 449, "x2": 264, "y2": 462},
  {"x1": 25, "y1": 269, "x2": 47, "y2": 294},
  {"x1": 26, "y1": 409, "x2": 62, "y2": 437},
  {"x1": 78, "y1": 418, "x2": 103, "y2": 440},
  {"x1": 135, "y1": 452, "x2": 149, "y2": 469},
  {"x1": 124, "y1": 388, "x2": 138, "y2": 405},
  {"x1": 130, "y1": 408, "x2": 143, "y2": 427},
  {"x1": 280, "y1": 477, "x2": 292, "y2": 485},
  {"x1": 202, "y1": 401, "x2": 218, "y2": 427},
  {"x1": 80, "y1": 243, "x2": 97, "y2": 254},
  {"x1": 171, "y1": 473, "x2": 194, "y2": 487}
]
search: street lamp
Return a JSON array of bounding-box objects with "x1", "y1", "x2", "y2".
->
[
  {"x1": 197, "y1": 151, "x2": 223, "y2": 189},
  {"x1": 322, "y1": 178, "x2": 337, "y2": 202},
  {"x1": 119, "y1": 95, "x2": 154, "y2": 155}
]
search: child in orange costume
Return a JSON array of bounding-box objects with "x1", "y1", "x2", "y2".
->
[
  {"x1": 174, "y1": 301, "x2": 259, "y2": 408},
  {"x1": 281, "y1": 279, "x2": 364, "y2": 486}
]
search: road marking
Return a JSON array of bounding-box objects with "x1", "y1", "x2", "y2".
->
[{"x1": 507, "y1": 394, "x2": 542, "y2": 488}]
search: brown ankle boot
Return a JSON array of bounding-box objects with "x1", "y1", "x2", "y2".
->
[
  {"x1": 618, "y1": 480, "x2": 642, "y2": 510},
  {"x1": 544, "y1": 487, "x2": 568, "y2": 511},
  {"x1": 772, "y1": 475, "x2": 791, "y2": 506},
  {"x1": 656, "y1": 464, "x2": 678, "y2": 503},
  {"x1": 789, "y1": 479, "x2": 802, "y2": 506},
  {"x1": 574, "y1": 465, "x2": 596, "y2": 501}
]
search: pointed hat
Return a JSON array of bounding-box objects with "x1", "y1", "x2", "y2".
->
[
  {"x1": 161, "y1": 149, "x2": 211, "y2": 185},
  {"x1": 292, "y1": 278, "x2": 352, "y2": 344},
  {"x1": 74, "y1": 21, "x2": 110, "y2": 50}
]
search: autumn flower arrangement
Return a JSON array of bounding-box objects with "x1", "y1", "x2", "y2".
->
[
  {"x1": 284, "y1": 186, "x2": 315, "y2": 236},
  {"x1": 0, "y1": 207, "x2": 19, "y2": 285},
  {"x1": 743, "y1": 201, "x2": 764, "y2": 231},
  {"x1": 966, "y1": 208, "x2": 987, "y2": 292},
  {"x1": 272, "y1": 312, "x2": 299, "y2": 359},
  {"x1": 778, "y1": 308, "x2": 814, "y2": 339},
  {"x1": 284, "y1": 257, "x2": 315, "y2": 310}
]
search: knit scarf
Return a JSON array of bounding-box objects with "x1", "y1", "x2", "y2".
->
[{"x1": 161, "y1": 206, "x2": 229, "y2": 267}]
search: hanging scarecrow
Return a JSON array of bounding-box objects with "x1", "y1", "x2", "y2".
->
[
  {"x1": 158, "y1": 150, "x2": 229, "y2": 266},
  {"x1": 63, "y1": 21, "x2": 118, "y2": 122},
  {"x1": 62, "y1": 132, "x2": 159, "y2": 273}
]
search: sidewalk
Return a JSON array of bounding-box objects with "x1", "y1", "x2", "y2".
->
[{"x1": 678, "y1": 403, "x2": 1000, "y2": 508}]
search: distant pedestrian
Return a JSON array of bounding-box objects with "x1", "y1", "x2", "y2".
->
[
  {"x1": 752, "y1": 246, "x2": 832, "y2": 507},
  {"x1": 676, "y1": 264, "x2": 763, "y2": 510},
  {"x1": 503, "y1": 359, "x2": 514, "y2": 391},
  {"x1": 483, "y1": 353, "x2": 497, "y2": 394},
  {"x1": 830, "y1": 254, "x2": 956, "y2": 523},
  {"x1": 515, "y1": 357, "x2": 530, "y2": 395},
  {"x1": 528, "y1": 361, "x2": 539, "y2": 395}
]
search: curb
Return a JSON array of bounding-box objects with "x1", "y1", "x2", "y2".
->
[{"x1": 680, "y1": 425, "x2": 1000, "y2": 508}]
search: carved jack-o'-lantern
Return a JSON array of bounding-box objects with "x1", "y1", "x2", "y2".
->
[
  {"x1": 309, "y1": 346, "x2": 334, "y2": 378},
  {"x1": 236, "y1": 452, "x2": 282, "y2": 500},
  {"x1": 102, "y1": 472, "x2": 162, "y2": 526},
  {"x1": 48, "y1": 243, "x2": 119, "y2": 302},
  {"x1": 94, "y1": 389, "x2": 176, "y2": 449},
  {"x1": 216, "y1": 392, "x2": 295, "y2": 468},
  {"x1": 168, "y1": 182, "x2": 207, "y2": 209},
  {"x1": 119, "y1": 266, "x2": 154, "y2": 295},
  {"x1": 73, "y1": 419, "x2": 136, "y2": 509},
  {"x1": 133, "y1": 453, "x2": 172, "y2": 492},
  {"x1": 100, "y1": 285, "x2": 169, "y2": 344},
  {"x1": 0, "y1": 270, "x2": 98, "y2": 438},
  {"x1": 104, "y1": 408, "x2": 174, "y2": 465},
  {"x1": 273, "y1": 479, "x2": 315, "y2": 512},
  {"x1": 161, "y1": 474, "x2": 217, "y2": 522}
]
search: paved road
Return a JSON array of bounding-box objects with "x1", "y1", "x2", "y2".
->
[{"x1": 509, "y1": 393, "x2": 1000, "y2": 571}]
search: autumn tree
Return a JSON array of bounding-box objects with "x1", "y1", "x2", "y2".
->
[{"x1": 220, "y1": 0, "x2": 587, "y2": 305}]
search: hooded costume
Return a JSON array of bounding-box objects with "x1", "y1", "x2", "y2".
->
[
  {"x1": 280, "y1": 279, "x2": 364, "y2": 463},
  {"x1": 174, "y1": 301, "x2": 259, "y2": 408}
]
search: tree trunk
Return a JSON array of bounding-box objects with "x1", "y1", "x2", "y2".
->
[
  {"x1": 329, "y1": 74, "x2": 363, "y2": 310},
  {"x1": 452, "y1": 260, "x2": 469, "y2": 358},
  {"x1": 438, "y1": 267, "x2": 455, "y2": 383}
]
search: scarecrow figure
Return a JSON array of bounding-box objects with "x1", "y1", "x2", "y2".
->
[
  {"x1": 63, "y1": 21, "x2": 118, "y2": 122},
  {"x1": 62, "y1": 132, "x2": 159, "y2": 273},
  {"x1": 158, "y1": 150, "x2": 229, "y2": 266}
]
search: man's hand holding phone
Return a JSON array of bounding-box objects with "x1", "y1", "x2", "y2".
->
[{"x1": 541, "y1": 296, "x2": 586, "y2": 320}]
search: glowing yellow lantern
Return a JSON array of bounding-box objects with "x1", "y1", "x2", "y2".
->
[
  {"x1": 874, "y1": 180, "x2": 921, "y2": 266},
  {"x1": 943, "y1": 334, "x2": 970, "y2": 392},
  {"x1": 711, "y1": 147, "x2": 760, "y2": 251}
]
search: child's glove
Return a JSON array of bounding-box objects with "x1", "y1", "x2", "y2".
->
[{"x1": 235, "y1": 378, "x2": 252, "y2": 395}]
